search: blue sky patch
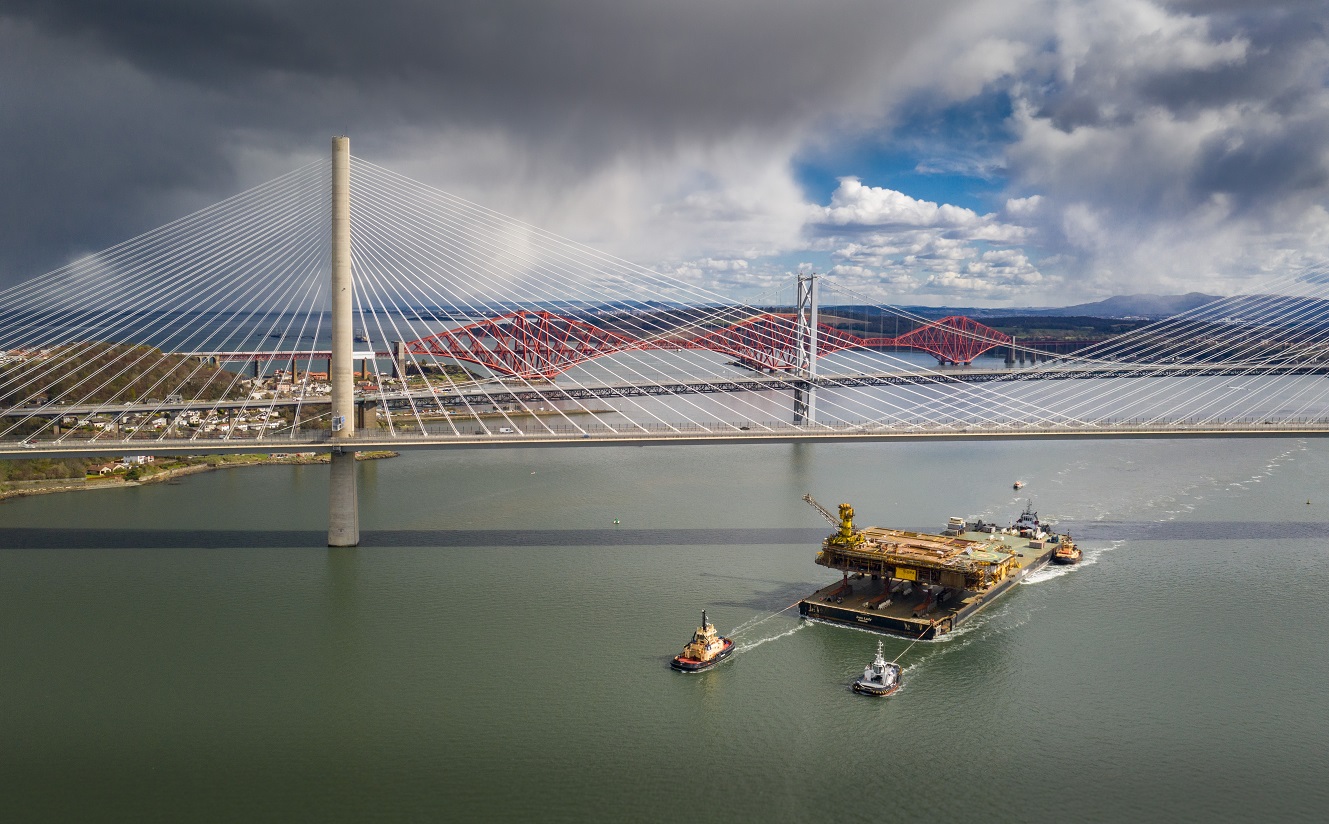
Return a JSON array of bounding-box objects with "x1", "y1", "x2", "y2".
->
[{"x1": 795, "y1": 90, "x2": 1017, "y2": 213}]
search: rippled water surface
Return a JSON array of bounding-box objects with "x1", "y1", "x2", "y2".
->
[{"x1": 3, "y1": 437, "x2": 1328, "y2": 822}]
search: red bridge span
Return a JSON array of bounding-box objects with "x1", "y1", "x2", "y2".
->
[{"x1": 399, "y1": 311, "x2": 1012, "y2": 379}]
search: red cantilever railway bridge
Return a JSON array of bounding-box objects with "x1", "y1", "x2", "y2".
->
[{"x1": 400, "y1": 310, "x2": 1012, "y2": 380}]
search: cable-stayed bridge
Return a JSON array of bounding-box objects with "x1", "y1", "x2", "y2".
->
[{"x1": 7, "y1": 137, "x2": 1329, "y2": 543}]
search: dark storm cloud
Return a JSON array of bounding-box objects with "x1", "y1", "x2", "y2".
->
[
  {"x1": 8, "y1": 0, "x2": 1325, "y2": 304},
  {"x1": 1161, "y1": 0, "x2": 1322, "y2": 11},
  {"x1": 1137, "y1": 9, "x2": 1328, "y2": 116},
  {"x1": 0, "y1": 0, "x2": 968, "y2": 284},
  {"x1": 1193, "y1": 117, "x2": 1329, "y2": 204},
  {"x1": 984, "y1": 0, "x2": 1329, "y2": 296},
  {"x1": 1027, "y1": 1, "x2": 1329, "y2": 219},
  {"x1": 4, "y1": 0, "x2": 925, "y2": 122}
]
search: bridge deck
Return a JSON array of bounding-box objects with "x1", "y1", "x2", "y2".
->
[
  {"x1": 4, "y1": 419, "x2": 1329, "y2": 459},
  {"x1": 6, "y1": 361, "x2": 1329, "y2": 420}
]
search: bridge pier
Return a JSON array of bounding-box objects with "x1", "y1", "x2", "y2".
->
[
  {"x1": 392, "y1": 340, "x2": 407, "y2": 379},
  {"x1": 793, "y1": 383, "x2": 809, "y2": 423}
]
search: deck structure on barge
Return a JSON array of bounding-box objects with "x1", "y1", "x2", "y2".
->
[{"x1": 797, "y1": 498, "x2": 1061, "y2": 639}]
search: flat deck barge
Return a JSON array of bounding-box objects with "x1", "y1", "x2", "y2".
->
[{"x1": 797, "y1": 501, "x2": 1066, "y2": 639}]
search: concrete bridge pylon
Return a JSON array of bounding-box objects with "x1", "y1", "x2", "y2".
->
[{"x1": 328, "y1": 136, "x2": 359, "y2": 547}]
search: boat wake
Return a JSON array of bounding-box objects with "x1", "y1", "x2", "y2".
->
[
  {"x1": 736, "y1": 620, "x2": 806, "y2": 653},
  {"x1": 728, "y1": 612, "x2": 775, "y2": 636},
  {"x1": 1022, "y1": 539, "x2": 1123, "y2": 583}
]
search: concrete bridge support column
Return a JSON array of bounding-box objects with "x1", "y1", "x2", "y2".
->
[
  {"x1": 328, "y1": 135, "x2": 360, "y2": 547},
  {"x1": 392, "y1": 340, "x2": 407, "y2": 379}
]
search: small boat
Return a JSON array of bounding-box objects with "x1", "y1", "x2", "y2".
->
[
  {"x1": 852, "y1": 641, "x2": 902, "y2": 696},
  {"x1": 354, "y1": 333, "x2": 370, "y2": 343},
  {"x1": 670, "y1": 610, "x2": 735, "y2": 672},
  {"x1": 1013, "y1": 480, "x2": 1025, "y2": 490},
  {"x1": 1013, "y1": 501, "x2": 1044, "y2": 538},
  {"x1": 1051, "y1": 533, "x2": 1082, "y2": 565}
]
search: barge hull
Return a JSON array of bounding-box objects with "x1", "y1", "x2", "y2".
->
[{"x1": 798, "y1": 536, "x2": 1053, "y2": 639}]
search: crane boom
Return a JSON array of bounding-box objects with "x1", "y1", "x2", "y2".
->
[
  {"x1": 802, "y1": 493, "x2": 839, "y2": 527},
  {"x1": 803, "y1": 493, "x2": 865, "y2": 548}
]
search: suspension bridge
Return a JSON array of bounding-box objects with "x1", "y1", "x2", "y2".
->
[{"x1": 6, "y1": 137, "x2": 1329, "y2": 545}]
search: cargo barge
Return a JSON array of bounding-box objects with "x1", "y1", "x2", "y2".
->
[{"x1": 798, "y1": 497, "x2": 1071, "y2": 639}]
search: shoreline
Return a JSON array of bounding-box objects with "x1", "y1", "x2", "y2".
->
[{"x1": 0, "y1": 451, "x2": 398, "y2": 502}]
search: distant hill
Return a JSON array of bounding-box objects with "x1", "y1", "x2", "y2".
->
[
  {"x1": 1033, "y1": 293, "x2": 1221, "y2": 318},
  {"x1": 880, "y1": 293, "x2": 1223, "y2": 320}
]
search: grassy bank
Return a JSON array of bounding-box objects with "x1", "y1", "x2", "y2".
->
[{"x1": 0, "y1": 451, "x2": 398, "y2": 502}]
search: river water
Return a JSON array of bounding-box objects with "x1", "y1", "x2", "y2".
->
[{"x1": 3, "y1": 435, "x2": 1328, "y2": 822}]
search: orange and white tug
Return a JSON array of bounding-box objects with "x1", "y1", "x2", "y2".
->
[
  {"x1": 670, "y1": 610, "x2": 735, "y2": 672},
  {"x1": 1052, "y1": 533, "x2": 1082, "y2": 565}
]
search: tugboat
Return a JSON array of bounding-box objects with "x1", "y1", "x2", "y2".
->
[
  {"x1": 670, "y1": 610, "x2": 735, "y2": 672},
  {"x1": 1051, "y1": 533, "x2": 1082, "y2": 565},
  {"x1": 852, "y1": 641, "x2": 902, "y2": 696},
  {"x1": 1012, "y1": 501, "x2": 1044, "y2": 538}
]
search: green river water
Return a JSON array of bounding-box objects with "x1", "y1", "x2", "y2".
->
[{"x1": 2, "y1": 437, "x2": 1328, "y2": 822}]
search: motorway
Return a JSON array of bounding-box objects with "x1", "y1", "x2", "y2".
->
[
  {"x1": 5, "y1": 417, "x2": 1329, "y2": 460},
  {"x1": 5, "y1": 361, "x2": 1328, "y2": 421}
]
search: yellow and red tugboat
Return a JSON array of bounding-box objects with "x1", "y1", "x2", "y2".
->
[
  {"x1": 1051, "y1": 532, "x2": 1082, "y2": 565},
  {"x1": 670, "y1": 610, "x2": 735, "y2": 672}
]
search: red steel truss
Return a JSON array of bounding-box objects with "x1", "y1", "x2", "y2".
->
[
  {"x1": 662, "y1": 313, "x2": 866, "y2": 371},
  {"x1": 405, "y1": 310, "x2": 642, "y2": 379},
  {"x1": 894, "y1": 315, "x2": 1014, "y2": 365},
  {"x1": 403, "y1": 310, "x2": 1011, "y2": 378}
]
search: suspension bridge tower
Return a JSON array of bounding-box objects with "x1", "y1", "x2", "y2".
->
[
  {"x1": 793, "y1": 272, "x2": 818, "y2": 425},
  {"x1": 328, "y1": 136, "x2": 359, "y2": 546}
]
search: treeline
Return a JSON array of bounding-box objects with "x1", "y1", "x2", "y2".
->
[
  {"x1": 985, "y1": 316, "x2": 1152, "y2": 339},
  {"x1": 0, "y1": 457, "x2": 102, "y2": 482}
]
